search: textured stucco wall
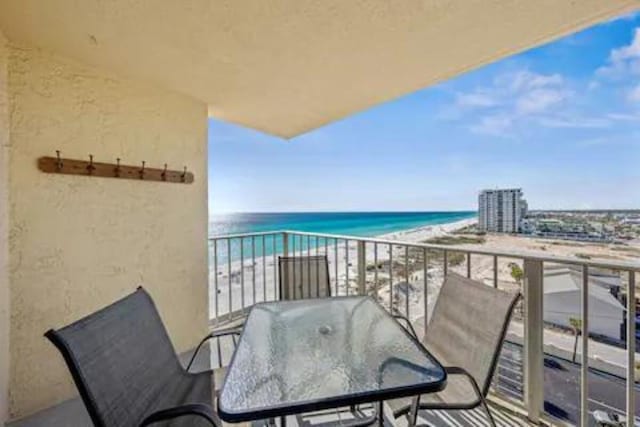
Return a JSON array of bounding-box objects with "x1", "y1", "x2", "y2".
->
[
  {"x1": 7, "y1": 44, "x2": 209, "y2": 419},
  {"x1": 0, "y1": 29, "x2": 10, "y2": 425}
]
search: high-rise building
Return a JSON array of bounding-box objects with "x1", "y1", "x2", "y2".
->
[{"x1": 478, "y1": 188, "x2": 527, "y2": 233}]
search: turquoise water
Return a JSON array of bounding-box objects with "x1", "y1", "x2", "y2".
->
[
  {"x1": 210, "y1": 211, "x2": 475, "y2": 237},
  {"x1": 209, "y1": 212, "x2": 476, "y2": 263}
]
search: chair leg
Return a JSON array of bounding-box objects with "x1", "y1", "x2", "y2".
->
[
  {"x1": 479, "y1": 394, "x2": 497, "y2": 427},
  {"x1": 407, "y1": 397, "x2": 420, "y2": 427}
]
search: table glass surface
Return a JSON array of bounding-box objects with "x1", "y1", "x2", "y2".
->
[{"x1": 218, "y1": 296, "x2": 446, "y2": 420}]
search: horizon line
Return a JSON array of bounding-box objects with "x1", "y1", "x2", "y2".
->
[{"x1": 209, "y1": 208, "x2": 640, "y2": 215}]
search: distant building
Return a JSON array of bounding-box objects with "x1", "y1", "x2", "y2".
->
[
  {"x1": 478, "y1": 188, "x2": 527, "y2": 233},
  {"x1": 543, "y1": 266, "x2": 624, "y2": 340}
]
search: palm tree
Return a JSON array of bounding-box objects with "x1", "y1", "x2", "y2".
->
[
  {"x1": 569, "y1": 317, "x2": 583, "y2": 363},
  {"x1": 508, "y1": 262, "x2": 523, "y2": 286}
]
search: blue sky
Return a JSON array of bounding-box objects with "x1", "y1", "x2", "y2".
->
[{"x1": 209, "y1": 13, "x2": 640, "y2": 213}]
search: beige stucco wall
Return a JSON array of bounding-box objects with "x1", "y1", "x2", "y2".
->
[
  {"x1": 0, "y1": 28, "x2": 10, "y2": 425},
  {"x1": 6, "y1": 43, "x2": 209, "y2": 419}
]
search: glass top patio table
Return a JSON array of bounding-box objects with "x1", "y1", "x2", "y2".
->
[{"x1": 217, "y1": 296, "x2": 447, "y2": 422}]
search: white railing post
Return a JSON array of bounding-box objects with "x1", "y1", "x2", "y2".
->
[
  {"x1": 523, "y1": 259, "x2": 544, "y2": 424},
  {"x1": 345, "y1": 240, "x2": 350, "y2": 295},
  {"x1": 282, "y1": 232, "x2": 288, "y2": 257},
  {"x1": 580, "y1": 265, "x2": 589, "y2": 427},
  {"x1": 281, "y1": 232, "x2": 289, "y2": 300},
  {"x1": 357, "y1": 240, "x2": 366, "y2": 295},
  {"x1": 240, "y1": 237, "x2": 245, "y2": 309},
  {"x1": 213, "y1": 239, "x2": 219, "y2": 319},
  {"x1": 443, "y1": 250, "x2": 448, "y2": 276},
  {"x1": 627, "y1": 270, "x2": 636, "y2": 426},
  {"x1": 227, "y1": 239, "x2": 232, "y2": 319},
  {"x1": 423, "y1": 247, "x2": 428, "y2": 341}
]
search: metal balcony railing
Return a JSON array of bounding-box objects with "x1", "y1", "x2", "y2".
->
[{"x1": 208, "y1": 230, "x2": 640, "y2": 426}]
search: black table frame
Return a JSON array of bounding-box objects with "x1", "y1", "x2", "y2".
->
[{"x1": 217, "y1": 296, "x2": 447, "y2": 423}]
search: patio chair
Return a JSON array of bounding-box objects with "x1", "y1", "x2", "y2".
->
[
  {"x1": 278, "y1": 255, "x2": 380, "y2": 426},
  {"x1": 45, "y1": 287, "x2": 240, "y2": 427},
  {"x1": 279, "y1": 255, "x2": 331, "y2": 300},
  {"x1": 386, "y1": 273, "x2": 520, "y2": 427}
]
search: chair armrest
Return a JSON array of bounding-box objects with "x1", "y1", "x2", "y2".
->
[
  {"x1": 210, "y1": 326, "x2": 243, "y2": 338},
  {"x1": 444, "y1": 366, "x2": 470, "y2": 376},
  {"x1": 392, "y1": 315, "x2": 419, "y2": 340},
  {"x1": 186, "y1": 328, "x2": 241, "y2": 372},
  {"x1": 407, "y1": 366, "x2": 484, "y2": 414},
  {"x1": 139, "y1": 403, "x2": 221, "y2": 426},
  {"x1": 444, "y1": 366, "x2": 484, "y2": 397}
]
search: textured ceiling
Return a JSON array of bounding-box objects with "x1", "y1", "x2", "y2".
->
[{"x1": 0, "y1": 1, "x2": 638, "y2": 138}]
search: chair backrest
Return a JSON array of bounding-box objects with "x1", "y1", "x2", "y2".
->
[
  {"x1": 424, "y1": 273, "x2": 520, "y2": 396},
  {"x1": 279, "y1": 255, "x2": 331, "y2": 300},
  {"x1": 45, "y1": 288, "x2": 184, "y2": 427}
]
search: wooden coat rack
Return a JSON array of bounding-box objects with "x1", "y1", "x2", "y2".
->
[{"x1": 38, "y1": 152, "x2": 194, "y2": 184}]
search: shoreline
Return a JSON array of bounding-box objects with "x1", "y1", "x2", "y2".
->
[{"x1": 375, "y1": 217, "x2": 477, "y2": 242}]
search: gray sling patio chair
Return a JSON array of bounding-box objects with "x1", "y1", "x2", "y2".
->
[
  {"x1": 278, "y1": 255, "x2": 331, "y2": 300},
  {"x1": 45, "y1": 287, "x2": 240, "y2": 427},
  {"x1": 386, "y1": 273, "x2": 520, "y2": 427},
  {"x1": 277, "y1": 255, "x2": 380, "y2": 426}
]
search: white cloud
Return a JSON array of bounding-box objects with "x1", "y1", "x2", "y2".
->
[
  {"x1": 453, "y1": 69, "x2": 572, "y2": 135},
  {"x1": 627, "y1": 83, "x2": 640, "y2": 102},
  {"x1": 537, "y1": 115, "x2": 611, "y2": 129},
  {"x1": 516, "y1": 88, "x2": 571, "y2": 114},
  {"x1": 455, "y1": 70, "x2": 566, "y2": 111},
  {"x1": 450, "y1": 40, "x2": 640, "y2": 137},
  {"x1": 606, "y1": 112, "x2": 640, "y2": 121},
  {"x1": 470, "y1": 114, "x2": 513, "y2": 136},
  {"x1": 501, "y1": 70, "x2": 564, "y2": 92},
  {"x1": 455, "y1": 91, "x2": 498, "y2": 107},
  {"x1": 596, "y1": 27, "x2": 640, "y2": 108},
  {"x1": 597, "y1": 28, "x2": 640, "y2": 78},
  {"x1": 610, "y1": 28, "x2": 640, "y2": 62}
]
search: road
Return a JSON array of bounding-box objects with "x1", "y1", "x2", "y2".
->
[{"x1": 494, "y1": 341, "x2": 640, "y2": 426}]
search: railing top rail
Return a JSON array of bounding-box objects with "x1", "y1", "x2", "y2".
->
[
  {"x1": 209, "y1": 230, "x2": 640, "y2": 271},
  {"x1": 208, "y1": 230, "x2": 282, "y2": 240}
]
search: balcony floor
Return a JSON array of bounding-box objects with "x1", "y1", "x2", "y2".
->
[
  {"x1": 7, "y1": 322, "x2": 539, "y2": 427},
  {"x1": 7, "y1": 397, "x2": 535, "y2": 427}
]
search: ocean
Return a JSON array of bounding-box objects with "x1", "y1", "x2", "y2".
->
[
  {"x1": 209, "y1": 212, "x2": 476, "y2": 262},
  {"x1": 209, "y1": 211, "x2": 476, "y2": 237}
]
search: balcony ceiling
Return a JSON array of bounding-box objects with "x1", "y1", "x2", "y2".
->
[{"x1": 0, "y1": 1, "x2": 638, "y2": 138}]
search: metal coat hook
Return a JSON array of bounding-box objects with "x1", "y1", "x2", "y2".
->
[
  {"x1": 38, "y1": 155, "x2": 193, "y2": 184},
  {"x1": 55, "y1": 150, "x2": 63, "y2": 171},
  {"x1": 87, "y1": 154, "x2": 95, "y2": 175}
]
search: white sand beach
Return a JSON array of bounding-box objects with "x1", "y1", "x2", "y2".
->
[{"x1": 377, "y1": 217, "x2": 477, "y2": 241}]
